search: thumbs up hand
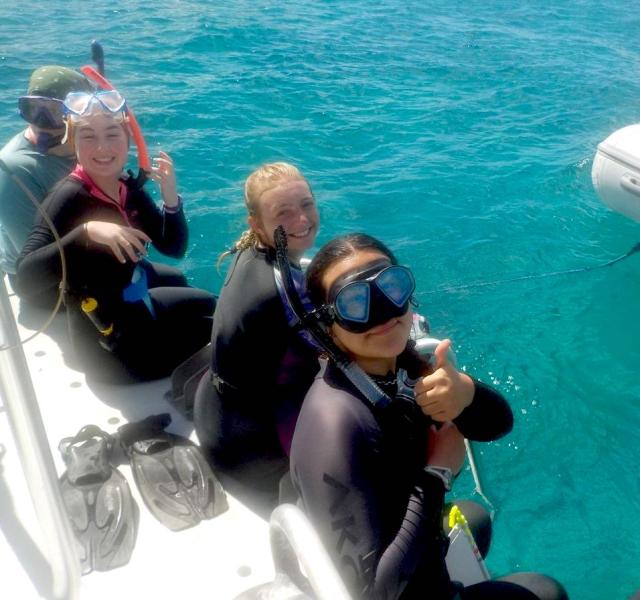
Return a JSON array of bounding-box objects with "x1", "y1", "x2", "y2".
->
[{"x1": 414, "y1": 339, "x2": 475, "y2": 422}]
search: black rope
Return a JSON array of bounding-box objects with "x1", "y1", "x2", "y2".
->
[
  {"x1": 421, "y1": 242, "x2": 640, "y2": 295},
  {"x1": 0, "y1": 159, "x2": 68, "y2": 351}
]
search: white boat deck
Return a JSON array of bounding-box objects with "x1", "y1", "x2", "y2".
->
[{"x1": 1, "y1": 281, "x2": 275, "y2": 599}]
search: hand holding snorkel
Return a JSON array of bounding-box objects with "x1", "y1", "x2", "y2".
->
[{"x1": 415, "y1": 339, "x2": 475, "y2": 422}]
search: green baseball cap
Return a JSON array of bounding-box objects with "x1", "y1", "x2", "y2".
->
[{"x1": 27, "y1": 65, "x2": 92, "y2": 100}]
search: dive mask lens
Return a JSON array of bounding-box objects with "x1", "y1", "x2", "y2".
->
[
  {"x1": 97, "y1": 90, "x2": 127, "y2": 112},
  {"x1": 376, "y1": 265, "x2": 415, "y2": 307},
  {"x1": 64, "y1": 92, "x2": 93, "y2": 116},
  {"x1": 18, "y1": 96, "x2": 65, "y2": 129},
  {"x1": 334, "y1": 282, "x2": 371, "y2": 324}
]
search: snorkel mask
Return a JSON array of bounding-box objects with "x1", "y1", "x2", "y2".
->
[
  {"x1": 63, "y1": 89, "x2": 127, "y2": 118},
  {"x1": 18, "y1": 96, "x2": 67, "y2": 151},
  {"x1": 318, "y1": 260, "x2": 416, "y2": 333},
  {"x1": 19, "y1": 96, "x2": 66, "y2": 130},
  {"x1": 19, "y1": 65, "x2": 93, "y2": 133}
]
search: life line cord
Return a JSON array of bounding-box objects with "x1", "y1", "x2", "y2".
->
[
  {"x1": 0, "y1": 158, "x2": 68, "y2": 351},
  {"x1": 421, "y1": 242, "x2": 640, "y2": 296}
]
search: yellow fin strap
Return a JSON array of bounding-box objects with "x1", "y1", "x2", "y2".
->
[{"x1": 448, "y1": 504, "x2": 472, "y2": 537}]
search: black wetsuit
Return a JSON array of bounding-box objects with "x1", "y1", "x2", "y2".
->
[
  {"x1": 291, "y1": 361, "x2": 552, "y2": 600},
  {"x1": 15, "y1": 175, "x2": 215, "y2": 381},
  {"x1": 194, "y1": 246, "x2": 319, "y2": 509}
]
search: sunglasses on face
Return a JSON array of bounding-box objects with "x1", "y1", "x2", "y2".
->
[
  {"x1": 321, "y1": 260, "x2": 416, "y2": 333},
  {"x1": 63, "y1": 90, "x2": 126, "y2": 117},
  {"x1": 18, "y1": 96, "x2": 66, "y2": 129}
]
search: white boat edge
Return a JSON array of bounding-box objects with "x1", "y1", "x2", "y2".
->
[{"x1": 0, "y1": 275, "x2": 278, "y2": 600}]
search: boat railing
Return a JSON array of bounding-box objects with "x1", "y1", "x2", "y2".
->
[
  {"x1": 267, "y1": 503, "x2": 352, "y2": 600},
  {"x1": 0, "y1": 274, "x2": 81, "y2": 600}
]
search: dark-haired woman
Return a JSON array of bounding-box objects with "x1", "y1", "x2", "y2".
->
[{"x1": 290, "y1": 233, "x2": 568, "y2": 600}]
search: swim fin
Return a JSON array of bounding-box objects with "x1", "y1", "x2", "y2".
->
[
  {"x1": 117, "y1": 413, "x2": 227, "y2": 531},
  {"x1": 58, "y1": 425, "x2": 139, "y2": 574}
]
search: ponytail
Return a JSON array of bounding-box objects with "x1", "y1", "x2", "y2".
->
[{"x1": 216, "y1": 229, "x2": 259, "y2": 270}]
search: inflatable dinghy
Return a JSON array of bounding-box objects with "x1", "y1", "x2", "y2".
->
[{"x1": 593, "y1": 124, "x2": 640, "y2": 222}]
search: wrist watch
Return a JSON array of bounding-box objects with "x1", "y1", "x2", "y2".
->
[{"x1": 423, "y1": 466, "x2": 453, "y2": 491}]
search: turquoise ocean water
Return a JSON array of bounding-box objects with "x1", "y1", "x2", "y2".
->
[{"x1": 1, "y1": 2, "x2": 639, "y2": 598}]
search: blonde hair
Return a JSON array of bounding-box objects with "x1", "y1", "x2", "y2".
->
[{"x1": 217, "y1": 162, "x2": 307, "y2": 267}]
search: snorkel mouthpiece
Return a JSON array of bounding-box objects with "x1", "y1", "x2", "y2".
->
[
  {"x1": 35, "y1": 131, "x2": 65, "y2": 153},
  {"x1": 274, "y1": 225, "x2": 288, "y2": 251}
]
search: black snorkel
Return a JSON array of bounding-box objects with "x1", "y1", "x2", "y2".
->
[
  {"x1": 91, "y1": 39, "x2": 105, "y2": 76},
  {"x1": 273, "y1": 226, "x2": 392, "y2": 408}
]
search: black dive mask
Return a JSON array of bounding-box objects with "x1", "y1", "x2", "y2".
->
[
  {"x1": 19, "y1": 95, "x2": 66, "y2": 129},
  {"x1": 319, "y1": 259, "x2": 415, "y2": 333}
]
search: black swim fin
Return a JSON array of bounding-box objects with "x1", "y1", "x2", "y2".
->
[
  {"x1": 58, "y1": 425, "x2": 138, "y2": 574},
  {"x1": 118, "y1": 413, "x2": 227, "y2": 531}
]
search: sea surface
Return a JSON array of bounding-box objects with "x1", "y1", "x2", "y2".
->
[{"x1": 1, "y1": 2, "x2": 639, "y2": 598}]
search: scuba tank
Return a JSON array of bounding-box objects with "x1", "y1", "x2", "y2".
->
[{"x1": 81, "y1": 297, "x2": 118, "y2": 351}]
